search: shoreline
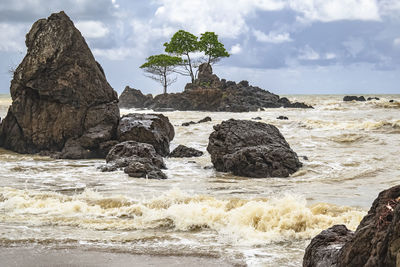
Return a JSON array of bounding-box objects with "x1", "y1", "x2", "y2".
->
[{"x1": 0, "y1": 246, "x2": 236, "y2": 267}]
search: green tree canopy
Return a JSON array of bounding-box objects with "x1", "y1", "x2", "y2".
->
[
  {"x1": 198, "y1": 32, "x2": 230, "y2": 64},
  {"x1": 140, "y1": 54, "x2": 182, "y2": 94}
]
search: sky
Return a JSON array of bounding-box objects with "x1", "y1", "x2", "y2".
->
[{"x1": 0, "y1": 0, "x2": 399, "y2": 95}]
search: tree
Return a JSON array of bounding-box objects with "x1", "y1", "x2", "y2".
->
[
  {"x1": 140, "y1": 54, "x2": 182, "y2": 94},
  {"x1": 164, "y1": 30, "x2": 199, "y2": 83},
  {"x1": 198, "y1": 32, "x2": 230, "y2": 65}
]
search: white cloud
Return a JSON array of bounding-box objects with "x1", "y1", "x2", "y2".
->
[
  {"x1": 0, "y1": 23, "x2": 27, "y2": 52},
  {"x1": 75, "y1": 21, "x2": 109, "y2": 38},
  {"x1": 93, "y1": 47, "x2": 134, "y2": 60},
  {"x1": 393, "y1": 37, "x2": 400, "y2": 47},
  {"x1": 325, "y1": 53, "x2": 336, "y2": 59},
  {"x1": 253, "y1": 29, "x2": 292, "y2": 43},
  {"x1": 154, "y1": 0, "x2": 285, "y2": 38},
  {"x1": 230, "y1": 44, "x2": 242, "y2": 54},
  {"x1": 288, "y1": 0, "x2": 381, "y2": 22},
  {"x1": 298, "y1": 46, "x2": 320, "y2": 60}
]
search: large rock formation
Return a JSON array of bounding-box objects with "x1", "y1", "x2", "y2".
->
[
  {"x1": 207, "y1": 119, "x2": 302, "y2": 178},
  {"x1": 0, "y1": 11, "x2": 119, "y2": 158},
  {"x1": 118, "y1": 86, "x2": 154, "y2": 109},
  {"x1": 119, "y1": 63, "x2": 313, "y2": 112},
  {"x1": 117, "y1": 113, "x2": 174, "y2": 156},
  {"x1": 101, "y1": 141, "x2": 166, "y2": 179},
  {"x1": 303, "y1": 185, "x2": 400, "y2": 267}
]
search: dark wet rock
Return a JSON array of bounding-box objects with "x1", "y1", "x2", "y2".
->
[
  {"x1": 277, "y1": 116, "x2": 289, "y2": 120},
  {"x1": 169, "y1": 145, "x2": 203, "y2": 158},
  {"x1": 118, "y1": 86, "x2": 154, "y2": 109},
  {"x1": 252, "y1": 117, "x2": 262, "y2": 120},
  {"x1": 0, "y1": 11, "x2": 119, "y2": 158},
  {"x1": 101, "y1": 141, "x2": 166, "y2": 179},
  {"x1": 303, "y1": 225, "x2": 354, "y2": 267},
  {"x1": 304, "y1": 185, "x2": 400, "y2": 267},
  {"x1": 119, "y1": 63, "x2": 312, "y2": 112},
  {"x1": 389, "y1": 100, "x2": 395, "y2": 103},
  {"x1": 367, "y1": 97, "x2": 380, "y2": 101},
  {"x1": 207, "y1": 119, "x2": 302, "y2": 178},
  {"x1": 182, "y1": 116, "x2": 212, "y2": 126},
  {"x1": 302, "y1": 156, "x2": 309, "y2": 161},
  {"x1": 343, "y1": 96, "x2": 366, "y2": 102},
  {"x1": 117, "y1": 113, "x2": 174, "y2": 156}
]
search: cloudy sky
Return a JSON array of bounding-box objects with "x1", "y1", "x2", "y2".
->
[{"x1": 0, "y1": 0, "x2": 399, "y2": 95}]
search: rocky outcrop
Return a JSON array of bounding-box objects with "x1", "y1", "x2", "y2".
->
[
  {"x1": 117, "y1": 113, "x2": 174, "y2": 156},
  {"x1": 343, "y1": 96, "x2": 366, "y2": 102},
  {"x1": 119, "y1": 63, "x2": 313, "y2": 112},
  {"x1": 303, "y1": 185, "x2": 400, "y2": 267},
  {"x1": 182, "y1": 116, "x2": 212, "y2": 126},
  {"x1": 277, "y1": 116, "x2": 288, "y2": 120},
  {"x1": 101, "y1": 141, "x2": 166, "y2": 179},
  {"x1": 169, "y1": 145, "x2": 203, "y2": 158},
  {"x1": 0, "y1": 11, "x2": 119, "y2": 158},
  {"x1": 207, "y1": 119, "x2": 302, "y2": 178},
  {"x1": 118, "y1": 86, "x2": 154, "y2": 109},
  {"x1": 367, "y1": 97, "x2": 380, "y2": 101}
]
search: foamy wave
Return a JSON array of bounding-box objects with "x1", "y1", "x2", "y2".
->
[
  {"x1": 0, "y1": 187, "x2": 365, "y2": 245},
  {"x1": 303, "y1": 119, "x2": 400, "y2": 132}
]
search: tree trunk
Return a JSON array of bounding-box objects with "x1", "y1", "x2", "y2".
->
[
  {"x1": 163, "y1": 67, "x2": 167, "y2": 94},
  {"x1": 186, "y1": 53, "x2": 195, "y2": 83}
]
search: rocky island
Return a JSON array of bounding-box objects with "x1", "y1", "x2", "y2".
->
[{"x1": 119, "y1": 63, "x2": 313, "y2": 112}]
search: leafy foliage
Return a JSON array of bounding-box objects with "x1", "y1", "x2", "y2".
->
[
  {"x1": 198, "y1": 32, "x2": 230, "y2": 64},
  {"x1": 140, "y1": 54, "x2": 182, "y2": 94}
]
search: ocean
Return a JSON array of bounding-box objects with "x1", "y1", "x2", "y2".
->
[{"x1": 0, "y1": 94, "x2": 399, "y2": 266}]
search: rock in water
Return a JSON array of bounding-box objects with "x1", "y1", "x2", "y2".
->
[
  {"x1": 343, "y1": 96, "x2": 366, "y2": 102},
  {"x1": 169, "y1": 145, "x2": 203, "y2": 158},
  {"x1": 207, "y1": 119, "x2": 302, "y2": 178},
  {"x1": 303, "y1": 185, "x2": 400, "y2": 267},
  {"x1": 117, "y1": 113, "x2": 174, "y2": 156},
  {"x1": 118, "y1": 86, "x2": 154, "y2": 109},
  {"x1": 0, "y1": 11, "x2": 119, "y2": 157}
]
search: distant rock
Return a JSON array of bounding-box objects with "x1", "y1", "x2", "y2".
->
[
  {"x1": 207, "y1": 119, "x2": 302, "y2": 178},
  {"x1": 343, "y1": 96, "x2": 366, "y2": 102},
  {"x1": 119, "y1": 63, "x2": 313, "y2": 112},
  {"x1": 118, "y1": 86, "x2": 154, "y2": 109},
  {"x1": 0, "y1": 11, "x2": 119, "y2": 158},
  {"x1": 277, "y1": 116, "x2": 289, "y2": 120},
  {"x1": 101, "y1": 141, "x2": 166, "y2": 179},
  {"x1": 182, "y1": 116, "x2": 212, "y2": 126},
  {"x1": 367, "y1": 97, "x2": 380, "y2": 101},
  {"x1": 389, "y1": 99, "x2": 395, "y2": 103},
  {"x1": 304, "y1": 184, "x2": 400, "y2": 267},
  {"x1": 252, "y1": 117, "x2": 262, "y2": 120},
  {"x1": 169, "y1": 145, "x2": 203, "y2": 158},
  {"x1": 117, "y1": 113, "x2": 174, "y2": 157}
]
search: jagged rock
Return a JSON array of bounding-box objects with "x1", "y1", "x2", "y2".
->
[
  {"x1": 101, "y1": 141, "x2": 166, "y2": 179},
  {"x1": 207, "y1": 119, "x2": 302, "y2": 178},
  {"x1": 343, "y1": 96, "x2": 366, "y2": 102},
  {"x1": 277, "y1": 116, "x2": 289, "y2": 120},
  {"x1": 117, "y1": 113, "x2": 174, "y2": 156},
  {"x1": 367, "y1": 97, "x2": 380, "y2": 101},
  {"x1": 0, "y1": 11, "x2": 119, "y2": 158},
  {"x1": 119, "y1": 64, "x2": 312, "y2": 112},
  {"x1": 118, "y1": 86, "x2": 154, "y2": 109},
  {"x1": 182, "y1": 116, "x2": 212, "y2": 126},
  {"x1": 169, "y1": 145, "x2": 203, "y2": 158},
  {"x1": 303, "y1": 185, "x2": 400, "y2": 267}
]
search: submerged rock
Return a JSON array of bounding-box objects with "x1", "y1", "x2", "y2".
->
[
  {"x1": 367, "y1": 97, "x2": 380, "y2": 101},
  {"x1": 102, "y1": 141, "x2": 166, "y2": 179},
  {"x1": 119, "y1": 63, "x2": 313, "y2": 111},
  {"x1": 0, "y1": 11, "x2": 119, "y2": 158},
  {"x1": 117, "y1": 113, "x2": 174, "y2": 156},
  {"x1": 169, "y1": 145, "x2": 203, "y2": 158},
  {"x1": 207, "y1": 119, "x2": 302, "y2": 178},
  {"x1": 277, "y1": 116, "x2": 289, "y2": 120},
  {"x1": 303, "y1": 185, "x2": 400, "y2": 267},
  {"x1": 182, "y1": 116, "x2": 212, "y2": 126},
  {"x1": 343, "y1": 96, "x2": 366, "y2": 102}
]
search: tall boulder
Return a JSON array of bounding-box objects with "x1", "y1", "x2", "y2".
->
[
  {"x1": 0, "y1": 11, "x2": 119, "y2": 157},
  {"x1": 207, "y1": 119, "x2": 302, "y2": 178},
  {"x1": 118, "y1": 86, "x2": 154, "y2": 109}
]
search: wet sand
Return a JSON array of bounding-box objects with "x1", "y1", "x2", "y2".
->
[{"x1": 0, "y1": 247, "x2": 235, "y2": 267}]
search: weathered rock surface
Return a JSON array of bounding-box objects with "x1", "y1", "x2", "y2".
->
[
  {"x1": 303, "y1": 185, "x2": 400, "y2": 267},
  {"x1": 0, "y1": 11, "x2": 119, "y2": 158},
  {"x1": 118, "y1": 86, "x2": 154, "y2": 109},
  {"x1": 182, "y1": 116, "x2": 212, "y2": 126},
  {"x1": 169, "y1": 145, "x2": 203, "y2": 158},
  {"x1": 119, "y1": 63, "x2": 313, "y2": 112},
  {"x1": 101, "y1": 141, "x2": 166, "y2": 179},
  {"x1": 117, "y1": 113, "x2": 174, "y2": 156},
  {"x1": 343, "y1": 96, "x2": 366, "y2": 102},
  {"x1": 207, "y1": 119, "x2": 302, "y2": 178}
]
